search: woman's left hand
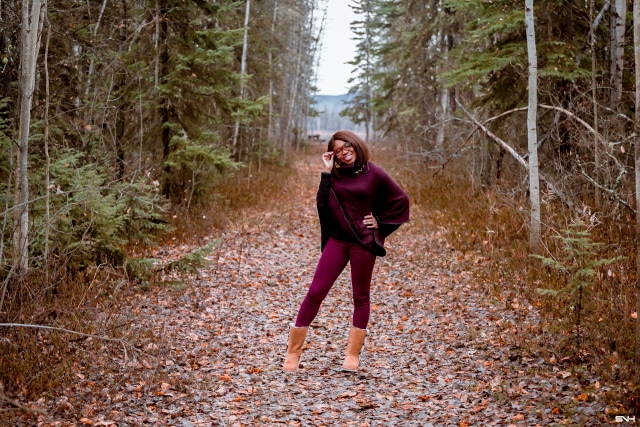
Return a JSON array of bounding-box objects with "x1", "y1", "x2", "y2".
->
[{"x1": 363, "y1": 214, "x2": 378, "y2": 229}]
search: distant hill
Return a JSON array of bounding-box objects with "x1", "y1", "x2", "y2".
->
[{"x1": 308, "y1": 94, "x2": 364, "y2": 140}]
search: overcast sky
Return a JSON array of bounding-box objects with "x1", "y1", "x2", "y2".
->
[{"x1": 315, "y1": 0, "x2": 358, "y2": 96}]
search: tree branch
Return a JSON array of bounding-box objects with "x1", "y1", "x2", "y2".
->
[
  {"x1": 456, "y1": 100, "x2": 529, "y2": 168},
  {"x1": 455, "y1": 98, "x2": 579, "y2": 213},
  {"x1": 468, "y1": 102, "x2": 633, "y2": 214},
  {"x1": 539, "y1": 104, "x2": 605, "y2": 142},
  {"x1": 479, "y1": 103, "x2": 606, "y2": 141},
  {"x1": 575, "y1": 0, "x2": 610, "y2": 65},
  {"x1": 474, "y1": 103, "x2": 625, "y2": 170},
  {"x1": 0, "y1": 323, "x2": 141, "y2": 361},
  {"x1": 575, "y1": 157, "x2": 635, "y2": 214},
  {"x1": 0, "y1": 383, "x2": 47, "y2": 415}
]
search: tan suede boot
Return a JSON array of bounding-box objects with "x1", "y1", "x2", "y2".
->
[
  {"x1": 342, "y1": 326, "x2": 367, "y2": 371},
  {"x1": 283, "y1": 326, "x2": 309, "y2": 371}
]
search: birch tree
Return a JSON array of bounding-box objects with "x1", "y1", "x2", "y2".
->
[
  {"x1": 610, "y1": 0, "x2": 626, "y2": 107},
  {"x1": 436, "y1": 28, "x2": 451, "y2": 162},
  {"x1": 525, "y1": 0, "x2": 540, "y2": 254},
  {"x1": 267, "y1": 0, "x2": 279, "y2": 145},
  {"x1": 232, "y1": 0, "x2": 251, "y2": 152},
  {"x1": 591, "y1": 0, "x2": 610, "y2": 210},
  {"x1": 633, "y1": 0, "x2": 640, "y2": 389},
  {"x1": 13, "y1": 0, "x2": 45, "y2": 275}
]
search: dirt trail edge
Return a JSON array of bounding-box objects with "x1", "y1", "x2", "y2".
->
[{"x1": 26, "y1": 155, "x2": 615, "y2": 426}]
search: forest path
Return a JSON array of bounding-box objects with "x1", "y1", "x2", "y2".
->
[{"x1": 31, "y1": 153, "x2": 608, "y2": 426}]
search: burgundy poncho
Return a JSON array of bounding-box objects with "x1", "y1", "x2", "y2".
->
[{"x1": 316, "y1": 162, "x2": 410, "y2": 256}]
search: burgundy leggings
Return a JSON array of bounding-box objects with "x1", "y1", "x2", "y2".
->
[{"x1": 294, "y1": 238, "x2": 377, "y2": 329}]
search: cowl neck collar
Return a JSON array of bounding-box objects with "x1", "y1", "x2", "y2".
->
[{"x1": 338, "y1": 162, "x2": 368, "y2": 176}]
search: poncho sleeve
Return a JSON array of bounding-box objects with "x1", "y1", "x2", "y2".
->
[
  {"x1": 316, "y1": 172, "x2": 332, "y2": 252},
  {"x1": 371, "y1": 164, "x2": 410, "y2": 238}
]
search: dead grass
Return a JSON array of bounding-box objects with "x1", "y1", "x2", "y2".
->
[
  {"x1": 1, "y1": 145, "x2": 636, "y2": 412},
  {"x1": 0, "y1": 154, "x2": 300, "y2": 406},
  {"x1": 381, "y1": 149, "x2": 636, "y2": 410},
  {"x1": 0, "y1": 266, "x2": 133, "y2": 401},
  {"x1": 168, "y1": 156, "x2": 296, "y2": 243}
]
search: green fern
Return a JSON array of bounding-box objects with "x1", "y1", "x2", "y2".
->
[
  {"x1": 25, "y1": 147, "x2": 170, "y2": 270},
  {"x1": 166, "y1": 239, "x2": 221, "y2": 274}
]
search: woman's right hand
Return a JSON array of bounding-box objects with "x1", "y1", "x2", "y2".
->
[{"x1": 322, "y1": 151, "x2": 334, "y2": 172}]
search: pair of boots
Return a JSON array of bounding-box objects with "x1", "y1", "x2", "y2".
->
[{"x1": 282, "y1": 326, "x2": 367, "y2": 372}]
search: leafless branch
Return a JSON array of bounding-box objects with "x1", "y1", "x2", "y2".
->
[
  {"x1": 575, "y1": 0, "x2": 610, "y2": 65},
  {"x1": 455, "y1": 99, "x2": 579, "y2": 213},
  {"x1": 0, "y1": 381, "x2": 47, "y2": 414},
  {"x1": 0, "y1": 323, "x2": 140, "y2": 361},
  {"x1": 575, "y1": 158, "x2": 635, "y2": 214}
]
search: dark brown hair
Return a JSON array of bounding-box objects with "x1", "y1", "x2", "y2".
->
[{"x1": 327, "y1": 130, "x2": 370, "y2": 175}]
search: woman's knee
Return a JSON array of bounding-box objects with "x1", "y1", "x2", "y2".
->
[
  {"x1": 352, "y1": 294, "x2": 370, "y2": 308},
  {"x1": 305, "y1": 290, "x2": 328, "y2": 307}
]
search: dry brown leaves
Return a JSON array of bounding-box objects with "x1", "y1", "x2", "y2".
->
[{"x1": 12, "y1": 156, "x2": 621, "y2": 426}]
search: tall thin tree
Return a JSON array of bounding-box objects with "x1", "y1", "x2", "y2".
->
[
  {"x1": 610, "y1": 0, "x2": 626, "y2": 107},
  {"x1": 632, "y1": 0, "x2": 640, "y2": 390},
  {"x1": 232, "y1": 0, "x2": 251, "y2": 153},
  {"x1": 525, "y1": 0, "x2": 540, "y2": 254},
  {"x1": 158, "y1": 0, "x2": 171, "y2": 196},
  {"x1": 13, "y1": 0, "x2": 46, "y2": 275}
]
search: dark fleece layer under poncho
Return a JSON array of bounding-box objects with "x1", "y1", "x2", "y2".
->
[{"x1": 316, "y1": 162, "x2": 410, "y2": 256}]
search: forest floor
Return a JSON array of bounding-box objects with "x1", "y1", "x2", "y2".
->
[{"x1": 14, "y1": 154, "x2": 625, "y2": 426}]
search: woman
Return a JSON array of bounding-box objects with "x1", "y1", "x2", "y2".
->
[{"x1": 283, "y1": 130, "x2": 410, "y2": 372}]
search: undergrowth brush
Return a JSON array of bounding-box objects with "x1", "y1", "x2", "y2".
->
[
  {"x1": 2, "y1": 144, "x2": 635, "y2": 416},
  {"x1": 0, "y1": 266, "x2": 133, "y2": 403},
  {"x1": 169, "y1": 156, "x2": 295, "y2": 241},
  {"x1": 380, "y1": 150, "x2": 636, "y2": 412},
  {"x1": 0, "y1": 154, "x2": 298, "y2": 412}
]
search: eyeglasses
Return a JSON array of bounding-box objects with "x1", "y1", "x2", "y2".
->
[{"x1": 333, "y1": 141, "x2": 353, "y2": 156}]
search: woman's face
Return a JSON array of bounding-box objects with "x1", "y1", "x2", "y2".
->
[{"x1": 333, "y1": 139, "x2": 356, "y2": 165}]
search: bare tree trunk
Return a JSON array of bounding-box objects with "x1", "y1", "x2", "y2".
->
[
  {"x1": 159, "y1": 0, "x2": 171, "y2": 196},
  {"x1": 610, "y1": 0, "x2": 626, "y2": 107},
  {"x1": 43, "y1": 10, "x2": 51, "y2": 276},
  {"x1": 154, "y1": 0, "x2": 160, "y2": 88},
  {"x1": 114, "y1": 0, "x2": 128, "y2": 179},
  {"x1": 283, "y1": 17, "x2": 303, "y2": 158},
  {"x1": 300, "y1": 0, "x2": 322, "y2": 150},
  {"x1": 232, "y1": 0, "x2": 251, "y2": 154},
  {"x1": 83, "y1": 0, "x2": 108, "y2": 99},
  {"x1": 267, "y1": 0, "x2": 278, "y2": 145},
  {"x1": 525, "y1": 0, "x2": 540, "y2": 254},
  {"x1": 435, "y1": 27, "x2": 449, "y2": 164},
  {"x1": 632, "y1": 0, "x2": 640, "y2": 393},
  {"x1": 436, "y1": 84, "x2": 449, "y2": 163},
  {"x1": 591, "y1": 0, "x2": 601, "y2": 209},
  {"x1": 13, "y1": 0, "x2": 45, "y2": 275},
  {"x1": 364, "y1": 0, "x2": 372, "y2": 142}
]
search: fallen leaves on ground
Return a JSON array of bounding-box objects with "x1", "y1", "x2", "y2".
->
[{"x1": 12, "y1": 156, "x2": 619, "y2": 426}]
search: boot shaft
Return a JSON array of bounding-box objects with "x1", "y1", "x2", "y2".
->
[
  {"x1": 283, "y1": 326, "x2": 308, "y2": 371},
  {"x1": 343, "y1": 326, "x2": 367, "y2": 371}
]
